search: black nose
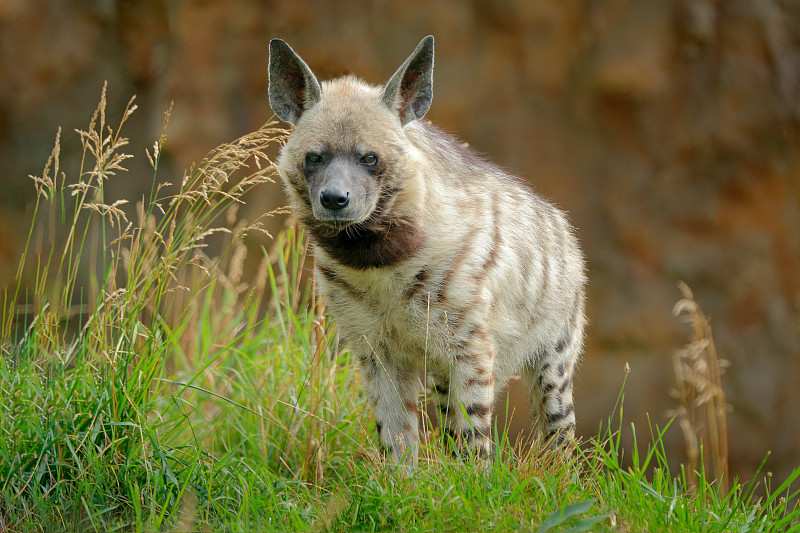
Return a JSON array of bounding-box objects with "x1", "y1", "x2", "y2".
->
[{"x1": 320, "y1": 189, "x2": 350, "y2": 210}]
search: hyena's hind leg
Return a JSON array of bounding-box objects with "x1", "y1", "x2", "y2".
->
[{"x1": 523, "y1": 327, "x2": 583, "y2": 449}]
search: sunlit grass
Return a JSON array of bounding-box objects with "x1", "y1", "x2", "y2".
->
[{"x1": 1, "y1": 86, "x2": 799, "y2": 532}]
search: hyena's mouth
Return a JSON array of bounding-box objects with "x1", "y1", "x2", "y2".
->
[
  {"x1": 309, "y1": 216, "x2": 363, "y2": 237},
  {"x1": 311, "y1": 203, "x2": 381, "y2": 234},
  {"x1": 312, "y1": 212, "x2": 389, "y2": 239},
  {"x1": 318, "y1": 218, "x2": 354, "y2": 232},
  {"x1": 310, "y1": 200, "x2": 376, "y2": 227}
]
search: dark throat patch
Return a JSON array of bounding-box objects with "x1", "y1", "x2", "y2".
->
[{"x1": 305, "y1": 215, "x2": 424, "y2": 269}]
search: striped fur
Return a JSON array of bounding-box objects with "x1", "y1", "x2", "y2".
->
[{"x1": 269, "y1": 36, "x2": 586, "y2": 464}]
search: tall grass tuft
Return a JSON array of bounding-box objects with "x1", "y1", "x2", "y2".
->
[{"x1": 671, "y1": 281, "x2": 730, "y2": 494}]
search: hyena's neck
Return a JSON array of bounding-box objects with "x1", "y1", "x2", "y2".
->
[{"x1": 305, "y1": 214, "x2": 425, "y2": 270}]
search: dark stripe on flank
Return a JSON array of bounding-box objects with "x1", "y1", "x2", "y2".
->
[
  {"x1": 466, "y1": 376, "x2": 495, "y2": 388},
  {"x1": 451, "y1": 322, "x2": 477, "y2": 350},
  {"x1": 402, "y1": 266, "x2": 429, "y2": 301},
  {"x1": 465, "y1": 403, "x2": 491, "y2": 418},
  {"x1": 474, "y1": 193, "x2": 502, "y2": 286},
  {"x1": 435, "y1": 235, "x2": 475, "y2": 303},
  {"x1": 454, "y1": 351, "x2": 476, "y2": 362}
]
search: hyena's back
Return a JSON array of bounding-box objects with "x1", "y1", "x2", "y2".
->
[{"x1": 268, "y1": 36, "x2": 586, "y2": 464}]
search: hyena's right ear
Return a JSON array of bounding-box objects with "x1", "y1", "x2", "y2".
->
[
  {"x1": 382, "y1": 35, "x2": 434, "y2": 126},
  {"x1": 268, "y1": 39, "x2": 322, "y2": 125}
]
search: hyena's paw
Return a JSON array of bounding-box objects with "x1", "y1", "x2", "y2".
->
[
  {"x1": 544, "y1": 422, "x2": 576, "y2": 452},
  {"x1": 443, "y1": 425, "x2": 494, "y2": 461},
  {"x1": 376, "y1": 422, "x2": 420, "y2": 467}
]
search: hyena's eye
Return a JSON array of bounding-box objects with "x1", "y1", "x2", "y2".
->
[
  {"x1": 305, "y1": 152, "x2": 323, "y2": 165},
  {"x1": 359, "y1": 153, "x2": 378, "y2": 166}
]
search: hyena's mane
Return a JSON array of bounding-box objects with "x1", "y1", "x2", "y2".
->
[
  {"x1": 410, "y1": 120, "x2": 529, "y2": 191},
  {"x1": 414, "y1": 120, "x2": 491, "y2": 174}
]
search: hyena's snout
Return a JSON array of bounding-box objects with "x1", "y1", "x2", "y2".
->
[
  {"x1": 309, "y1": 157, "x2": 378, "y2": 224},
  {"x1": 319, "y1": 187, "x2": 349, "y2": 210}
]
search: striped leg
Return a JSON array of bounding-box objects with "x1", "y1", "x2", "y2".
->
[
  {"x1": 523, "y1": 343, "x2": 579, "y2": 448},
  {"x1": 435, "y1": 333, "x2": 496, "y2": 458},
  {"x1": 524, "y1": 289, "x2": 584, "y2": 449},
  {"x1": 358, "y1": 347, "x2": 422, "y2": 465}
]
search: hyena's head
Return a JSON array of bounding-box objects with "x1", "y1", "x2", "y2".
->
[{"x1": 268, "y1": 36, "x2": 433, "y2": 235}]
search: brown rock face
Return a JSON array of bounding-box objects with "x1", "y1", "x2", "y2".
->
[{"x1": 1, "y1": 0, "x2": 799, "y2": 486}]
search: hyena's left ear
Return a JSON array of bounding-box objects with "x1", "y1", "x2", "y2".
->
[
  {"x1": 382, "y1": 35, "x2": 434, "y2": 126},
  {"x1": 268, "y1": 39, "x2": 322, "y2": 125}
]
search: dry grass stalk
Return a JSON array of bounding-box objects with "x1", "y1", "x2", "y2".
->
[
  {"x1": 670, "y1": 281, "x2": 730, "y2": 494},
  {"x1": 3, "y1": 82, "x2": 290, "y2": 368}
]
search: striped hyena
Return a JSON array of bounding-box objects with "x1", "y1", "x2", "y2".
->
[{"x1": 268, "y1": 36, "x2": 586, "y2": 464}]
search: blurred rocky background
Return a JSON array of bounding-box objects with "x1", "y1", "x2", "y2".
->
[{"x1": 1, "y1": 0, "x2": 798, "y2": 488}]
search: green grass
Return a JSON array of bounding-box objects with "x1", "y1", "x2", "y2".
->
[{"x1": 2, "y1": 86, "x2": 800, "y2": 532}]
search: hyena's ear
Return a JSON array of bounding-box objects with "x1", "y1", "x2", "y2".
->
[
  {"x1": 382, "y1": 35, "x2": 434, "y2": 126},
  {"x1": 268, "y1": 39, "x2": 322, "y2": 125}
]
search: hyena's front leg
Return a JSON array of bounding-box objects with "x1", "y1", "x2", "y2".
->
[
  {"x1": 357, "y1": 346, "x2": 422, "y2": 465},
  {"x1": 435, "y1": 330, "x2": 496, "y2": 458}
]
